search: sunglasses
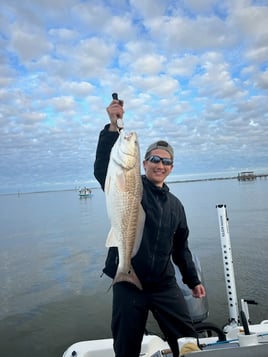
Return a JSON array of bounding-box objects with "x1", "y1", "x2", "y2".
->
[{"x1": 146, "y1": 155, "x2": 173, "y2": 166}]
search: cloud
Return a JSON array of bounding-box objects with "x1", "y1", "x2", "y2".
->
[{"x1": 0, "y1": 0, "x2": 267, "y2": 193}]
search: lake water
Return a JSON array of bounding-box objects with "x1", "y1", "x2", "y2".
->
[{"x1": 0, "y1": 179, "x2": 268, "y2": 357}]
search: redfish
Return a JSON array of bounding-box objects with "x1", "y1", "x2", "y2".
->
[{"x1": 105, "y1": 130, "x2": 145, "y2": 290}]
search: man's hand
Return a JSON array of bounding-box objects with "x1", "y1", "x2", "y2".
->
[
  {"x1": 106, "y1": 100, "x2": 124, "y2": 131},
  {"x1": 192, "y1": 284, "x2": 206, "y2": 298}
]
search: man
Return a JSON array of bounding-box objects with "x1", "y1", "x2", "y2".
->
[{"x1": 94, "y1": 98, "x2": 206, "y2": 357}]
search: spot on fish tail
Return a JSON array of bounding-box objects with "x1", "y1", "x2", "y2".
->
[{"x1": 113, "y1": 268, "x2": 143, "y2": 290}]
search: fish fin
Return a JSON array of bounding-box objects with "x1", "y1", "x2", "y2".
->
[
  {"x1": 105, "y1": 228, "x2": 119, "y2": 247},
  {"x1": 113, "y1": 265, "x2": 143, "y2": 290},
  {"x1": 131, "y1": 205, "x2": 145, "y2": 257},
  {"x1": 116, "y1": 171, "x2": 126, "y2": 191}
]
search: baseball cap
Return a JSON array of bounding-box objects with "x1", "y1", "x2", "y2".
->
[{"x1": 145, "y1": 140, "x2": 174, "y2": 160}]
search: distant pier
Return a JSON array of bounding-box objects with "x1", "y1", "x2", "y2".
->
[
  {"x1": 168, "y1": 171, "x2": 268, "y2": 184},
  {"x1": 237, "y1": 171, "x2": 256, "y2": 181}
]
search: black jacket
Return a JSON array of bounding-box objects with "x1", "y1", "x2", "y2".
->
[{"x1": 94, "y1": 124, "x2": 201, "y2": 290}]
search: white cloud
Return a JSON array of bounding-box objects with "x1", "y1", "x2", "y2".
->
[
  {"x1": 0, "y1": 0, "x2": 267, "y2": 193},
  {"x1": 9, "y1": 26, "x2": 53, "y2": 62},
  {"x1": 168, "y1": 55, "x2": 199, "y2": 77},
  {"x1": 132, "y1": 75, "x2": 179, "y2": 97},
  {"x1": 129, "y1": 0, "x2": 168, "y2": 18},
  {"x1": 255, "y1": 69, "x2": 268, "y2": 89},
  {"x1": 130, "y1": 54, "x2": 166, "y2": 75},
  {"x1": 146, "y1": 14, "x2": 232, "y2": 53}
]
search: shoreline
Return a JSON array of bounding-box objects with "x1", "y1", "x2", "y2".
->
[{"x1": 1, "y1": 173, "x2": 267, "y2": 196}]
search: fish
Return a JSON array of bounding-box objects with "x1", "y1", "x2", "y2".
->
[{"x1": 104, "y1": 129, "x2": 145, "y2": 290}]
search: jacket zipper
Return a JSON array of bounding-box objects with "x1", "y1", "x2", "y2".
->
[{"x1": 150, "y1": 195, "x2": 163, "y2": 271}]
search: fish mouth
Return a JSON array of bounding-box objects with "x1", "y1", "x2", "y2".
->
[{"x1": 124, "y1": 132, "x2": 135, "y2": 139}]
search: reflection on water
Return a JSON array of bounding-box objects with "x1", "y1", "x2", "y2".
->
[{"x1": 0, "y1": 180, "x2": 268, "y2": 357}]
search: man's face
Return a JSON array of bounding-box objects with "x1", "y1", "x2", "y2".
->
[{"x1": 143, "y1": 148, "x2": 173, "y2": 187}]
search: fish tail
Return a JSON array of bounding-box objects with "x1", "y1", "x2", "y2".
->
[{"x1": 113, "y1": 266, "x2": 143, "y2": 290}]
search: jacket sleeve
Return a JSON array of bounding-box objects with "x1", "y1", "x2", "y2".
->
[
  {"x1": 172, "y1": 207, "x2": 201, "y2": 289},
  {"x1": 94, "y1": 124, "x2": 119, "y2": 190}
]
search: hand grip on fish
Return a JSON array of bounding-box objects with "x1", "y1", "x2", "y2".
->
[{"x1": 112, "y1": 93, "x2": 124, "y2": 130}]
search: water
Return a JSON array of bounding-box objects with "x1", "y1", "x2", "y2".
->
[{"x1": 0, "y1": 179, "x2": 268, "y2": 356}]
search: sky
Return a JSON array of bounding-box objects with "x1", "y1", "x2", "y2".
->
[{"x1": 1, "y1": 0, "x2": 268, "y2": 194}]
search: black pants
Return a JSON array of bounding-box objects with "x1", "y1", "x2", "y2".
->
[{"x1": 112, "y1": 281, "x2": 197, "y2": 357}]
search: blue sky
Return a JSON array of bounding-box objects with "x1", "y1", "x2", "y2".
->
[{"x1": 1, "y1": 0, "x2": 268, "y2": 193}]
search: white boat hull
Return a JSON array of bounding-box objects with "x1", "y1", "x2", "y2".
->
[
  {"x1": 63, "y1": 335, "x2": 167, "y2": 357},
  {"x1": 63, "y1": 322, "x2": 268, "y2": 357}
]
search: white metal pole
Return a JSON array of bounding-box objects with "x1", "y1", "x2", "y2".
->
[{"x1": 216, "y1": 204, "x2": 239, "y2": 324}]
